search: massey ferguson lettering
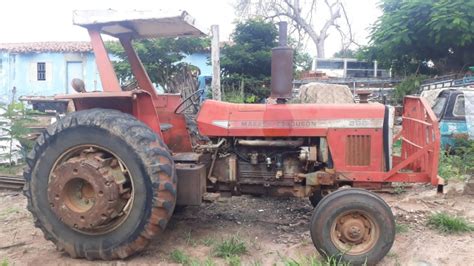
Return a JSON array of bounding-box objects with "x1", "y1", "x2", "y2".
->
[{"x1": 226, "y1": 119, "x2": 384, "y2": 129}]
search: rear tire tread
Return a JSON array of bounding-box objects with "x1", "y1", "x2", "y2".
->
[{"x1": 23, "y1": 108, "x2": 176, "y2": 260}]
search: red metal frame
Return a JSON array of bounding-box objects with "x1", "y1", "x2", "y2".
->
[
  {"x1": 56, "y1": 28, "x2": 194, "y2": 152},
  {"x1": 119, "y1": 36, "x2": 159, "y2": 104},
  {"x1": 56, "y1": 91, "x2": 163, "y2": 138},
  {"x1": 87, "y1": 29, "x2": 121, "y2": 92},
  {"x1": 197, "y1": 97, "x2": 441, "y2": 186},
  {"x1": 340, "y1": 97, "x2": 441, "y2": 185}
]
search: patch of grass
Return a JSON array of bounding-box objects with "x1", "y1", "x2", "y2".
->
[
  {"x1": 0, "y1": 165, "x2": 23, "y2": 175},
  {"x1": 170, "y1": 249, "x2": 190, "y2": 264},
  {"x1": 249, "y1": 260, "x2": 262, "y2": 266},
  {"x1": 393, "y1": 184, "x2": 407, "y2": 195},
  {"x1": 201, "y1": 236, "x2": 217, "y2": 247},
  {"x1": 201, "y1": 257, "x2": 216, "y2": 266},
  {"x1": 386, "y1": 251, "x2": 398, "y2": 258},
  {"x1": 395, "y1": 223, "x2": 409, "y2": 234},
  {"x1": 183, "y1": 229, "x2": 197, "y2": 246},
  {"x1": 213, "y1": 236, "x2": 247, "y2": 258},
  {"x1": 1, "y1": 258, "x2": 8, "y2": 266},
  {"x1": 427, "y1": 212, "x2": 474, "y2": 233},
  {"x1": 225, "y1": 255, "x2": 241, "y2": 266},
  {"x1": 281, "y1": 254, "x2": 352, "y2": 266},
  {"x1": 0, "y1": 207, "x2": 20, "y2": 219},
  {"x1": 170, "y1": 249, "x2": 218, "y2": 266}
]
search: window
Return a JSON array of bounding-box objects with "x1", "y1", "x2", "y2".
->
[
  {"x1": 316, "y1": 60, "x2": 344, "y2": 69},
  {"x1": 432, "y1": 95, "x2": 447, "y2": 118},
  {"x1": 37, "y1": 62, "x2": 46, "y2": 81},
  {"x1": 453, "y1": 95, "x2": 465, "y2": 117},
  {"x1": 347, "y1": 61, "x2": 374, "y2": 70}
]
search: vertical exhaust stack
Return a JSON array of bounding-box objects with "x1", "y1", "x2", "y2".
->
[{"x1": 270, "y1": 22, "x2": 294, "y2": 101}]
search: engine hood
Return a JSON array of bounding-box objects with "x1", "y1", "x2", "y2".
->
[{"x1": 196, "y1": 100, "x2": 386, "y2": 137}]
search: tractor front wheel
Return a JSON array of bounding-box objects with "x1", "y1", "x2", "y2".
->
[
  {"x1": 310, "y1": 188, "x2": 395, "y2": 265},
  {"x1": 24, "y1": 109, "x2": 176, "y2": 260}
]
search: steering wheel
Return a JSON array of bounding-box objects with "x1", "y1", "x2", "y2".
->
[{"x1": 174, "y1": 89, "x2": 205, "y2": 114}]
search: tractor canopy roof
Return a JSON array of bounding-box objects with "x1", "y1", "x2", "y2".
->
[{"x1": 73, "y1": 9, "x2": 207, "y2": 39}]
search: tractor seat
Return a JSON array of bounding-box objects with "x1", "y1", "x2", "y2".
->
[{"x1": 160, "y1": 123, "x2": 173, "y2": 132}]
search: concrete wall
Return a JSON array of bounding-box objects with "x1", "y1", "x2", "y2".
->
[{"x1": 0, "y1": 52, "x2": 102, "y2": 103}]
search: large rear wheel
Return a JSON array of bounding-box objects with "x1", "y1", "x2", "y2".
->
[
  {"x1": 310, "y1": 188, "x2": 395, "y2": 265},
  {"x1": 23, "y1": 109, "x2": 177, "y2": 260}
]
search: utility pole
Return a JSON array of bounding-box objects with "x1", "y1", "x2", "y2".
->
[{"x1": 211, "y1": 25, "x2": 221, "y2": 101}]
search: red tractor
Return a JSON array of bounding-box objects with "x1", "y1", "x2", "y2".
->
[{"x1": 24, "y1": 10, "x2": 442, "y2": 264}]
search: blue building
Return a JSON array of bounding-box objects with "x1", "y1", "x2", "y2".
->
[
  {"x1": 0, "y1": 42, "x2": 102, "y2": 103},
  {"x1": 0, "y1": 42, "x2": 212, "y2": 103}
]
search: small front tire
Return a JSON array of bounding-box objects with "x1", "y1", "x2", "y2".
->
[{"x1": 310, "y1": 188, "x2": 395, "y2": 265}]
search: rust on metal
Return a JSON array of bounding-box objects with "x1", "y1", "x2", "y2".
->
[
  {"x1": 330, "y1": 211, "x2": 379, "y2": 255},
  {"x1": 48, "y1": 148, "x2": 131, "y2": 232},
  {"x1": 345, "y1": 135, "x2": 371, "y2": 166},
  {"x1": 237, "y1": 139, "x2": 303, "y2": 148},
  {"x1": 300, "y1": 171, "x2": 336, "y2": 186},
  {"x1": 270, "y1": 21, "x2": 293, "y2": 100}
]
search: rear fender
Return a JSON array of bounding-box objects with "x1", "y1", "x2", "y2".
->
[{"x1": 55, "y1": 90, "x2": 162, "y2": 138}]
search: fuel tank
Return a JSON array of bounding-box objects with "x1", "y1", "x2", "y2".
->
[{"x1": 196, "y1": 100, "x2": 386, "y2": 137}]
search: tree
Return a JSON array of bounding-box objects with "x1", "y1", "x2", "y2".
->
[
  {"x1": 333, "y1": 48, "x2": 356, "y2": 58},
  {"x1": 365, "y1": 0, "x2": 474, "y2": 75},
  {"x1": 221, "y1": 19, "x2": 277, "y2": 101},
  {"x1": 221, "y1": 19, "x2": 312, "y2": 102},
  {"x1": 106, "y1": 37, "x2": 209, "y2": 92},
  {"x1": 235, "y1": 0, "x2": 353, "y2": 58}
]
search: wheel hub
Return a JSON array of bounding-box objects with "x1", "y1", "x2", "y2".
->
[
  {"x1": 339, "y1": 217, "x2": 366, "y2": 244},
  {"x1": 48, "y1": 153, "x2": 124, "y2": 231},
  {"x1": 331, "y1": 211, "x2": 379, "y2": 255}
]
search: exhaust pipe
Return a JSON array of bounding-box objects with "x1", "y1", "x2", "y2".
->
[{"x1": 270, "y1": 22, "x2": 294, "y2": 100}]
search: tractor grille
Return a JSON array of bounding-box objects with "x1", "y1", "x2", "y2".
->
[{"x1": 345, "y1": 135, "x2": 371, "y2": 166}]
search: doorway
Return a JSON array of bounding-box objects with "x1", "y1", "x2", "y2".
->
[{"x1": 66, "y1": 61, "x2": 83, "y2": 93}]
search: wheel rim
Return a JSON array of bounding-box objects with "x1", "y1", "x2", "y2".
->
[
  {"x1": 330, "y1": 210, "x2": 379, "y2": 256},
  {"x1": 48, "y1": 145, "x2": 134, "y2": 235}
]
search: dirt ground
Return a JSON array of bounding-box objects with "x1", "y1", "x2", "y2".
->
[{"x1": 0, "y1": 183, "x2": 473, "y2": 266}]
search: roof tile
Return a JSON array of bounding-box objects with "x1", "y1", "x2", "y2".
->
[{"x1": 0, "y1": 42, "x2": 92, "y2": 53}]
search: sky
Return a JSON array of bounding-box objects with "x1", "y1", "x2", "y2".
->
[{"x1": 0, "y1": 0, "x2": 381, "y2": 58}]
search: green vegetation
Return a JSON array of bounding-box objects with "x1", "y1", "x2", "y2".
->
[
  {"x1": 225, "y1": 255, "x2": 241, "y2": 266},
  {"x1": 213, "y1": 236, "x2": 247, "y2": 258},
  {"x1": 1, "y1": 258, "x2": 8, "y2": 266},
  {"x1": 169, "y1": 249, "x2": 215, "y2": 266},
  {"x1": 392, "y1": 75, "x2": 427, "y2": 104},
  {"x1": 0, "y1": 165, "x2": 23, "y2": 175},
  {"x1": 0, "y1": 207, "x2": 20, "y2": 219},
  {"x1": 428, "y1": 212, "x2": 474, "y2": 233},
  {"x1": 221, "y1": 19, "x2": 311, "y2": 103},
  {"x1": 170, "y1": 249, "x2": 190, "y2": 264},
  {"x1": 438, "y1": 140, "x2": 474, "y2": 180},
  {"x1": 395, "y1": 223, "x2": 409, "y2": 234},
  {"x1": 201, "y1": 236, "x2": 217, "y2": 247},
  {"x1": 393, "y1": 183, "x2": 407, "y2": 195},
  {"x1": 364, "y1": 0, "x2": 474, "y2": 75},
  {"x1": 220, "y1": 19, "x2": 277, "y2": 102},
  {"x1": 106, "y1": 37, "x2": 209, "y2": 92},
  {"x1": 0, "y1": 101, "x2": 35, "y2": 166},
  {"x1": 281, "y1": 254, "x2": 352, "y2": 266}
]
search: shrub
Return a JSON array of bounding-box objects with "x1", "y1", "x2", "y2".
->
[{"x1": 428, "y1": 212, "x2": 474, "y2": 233}]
